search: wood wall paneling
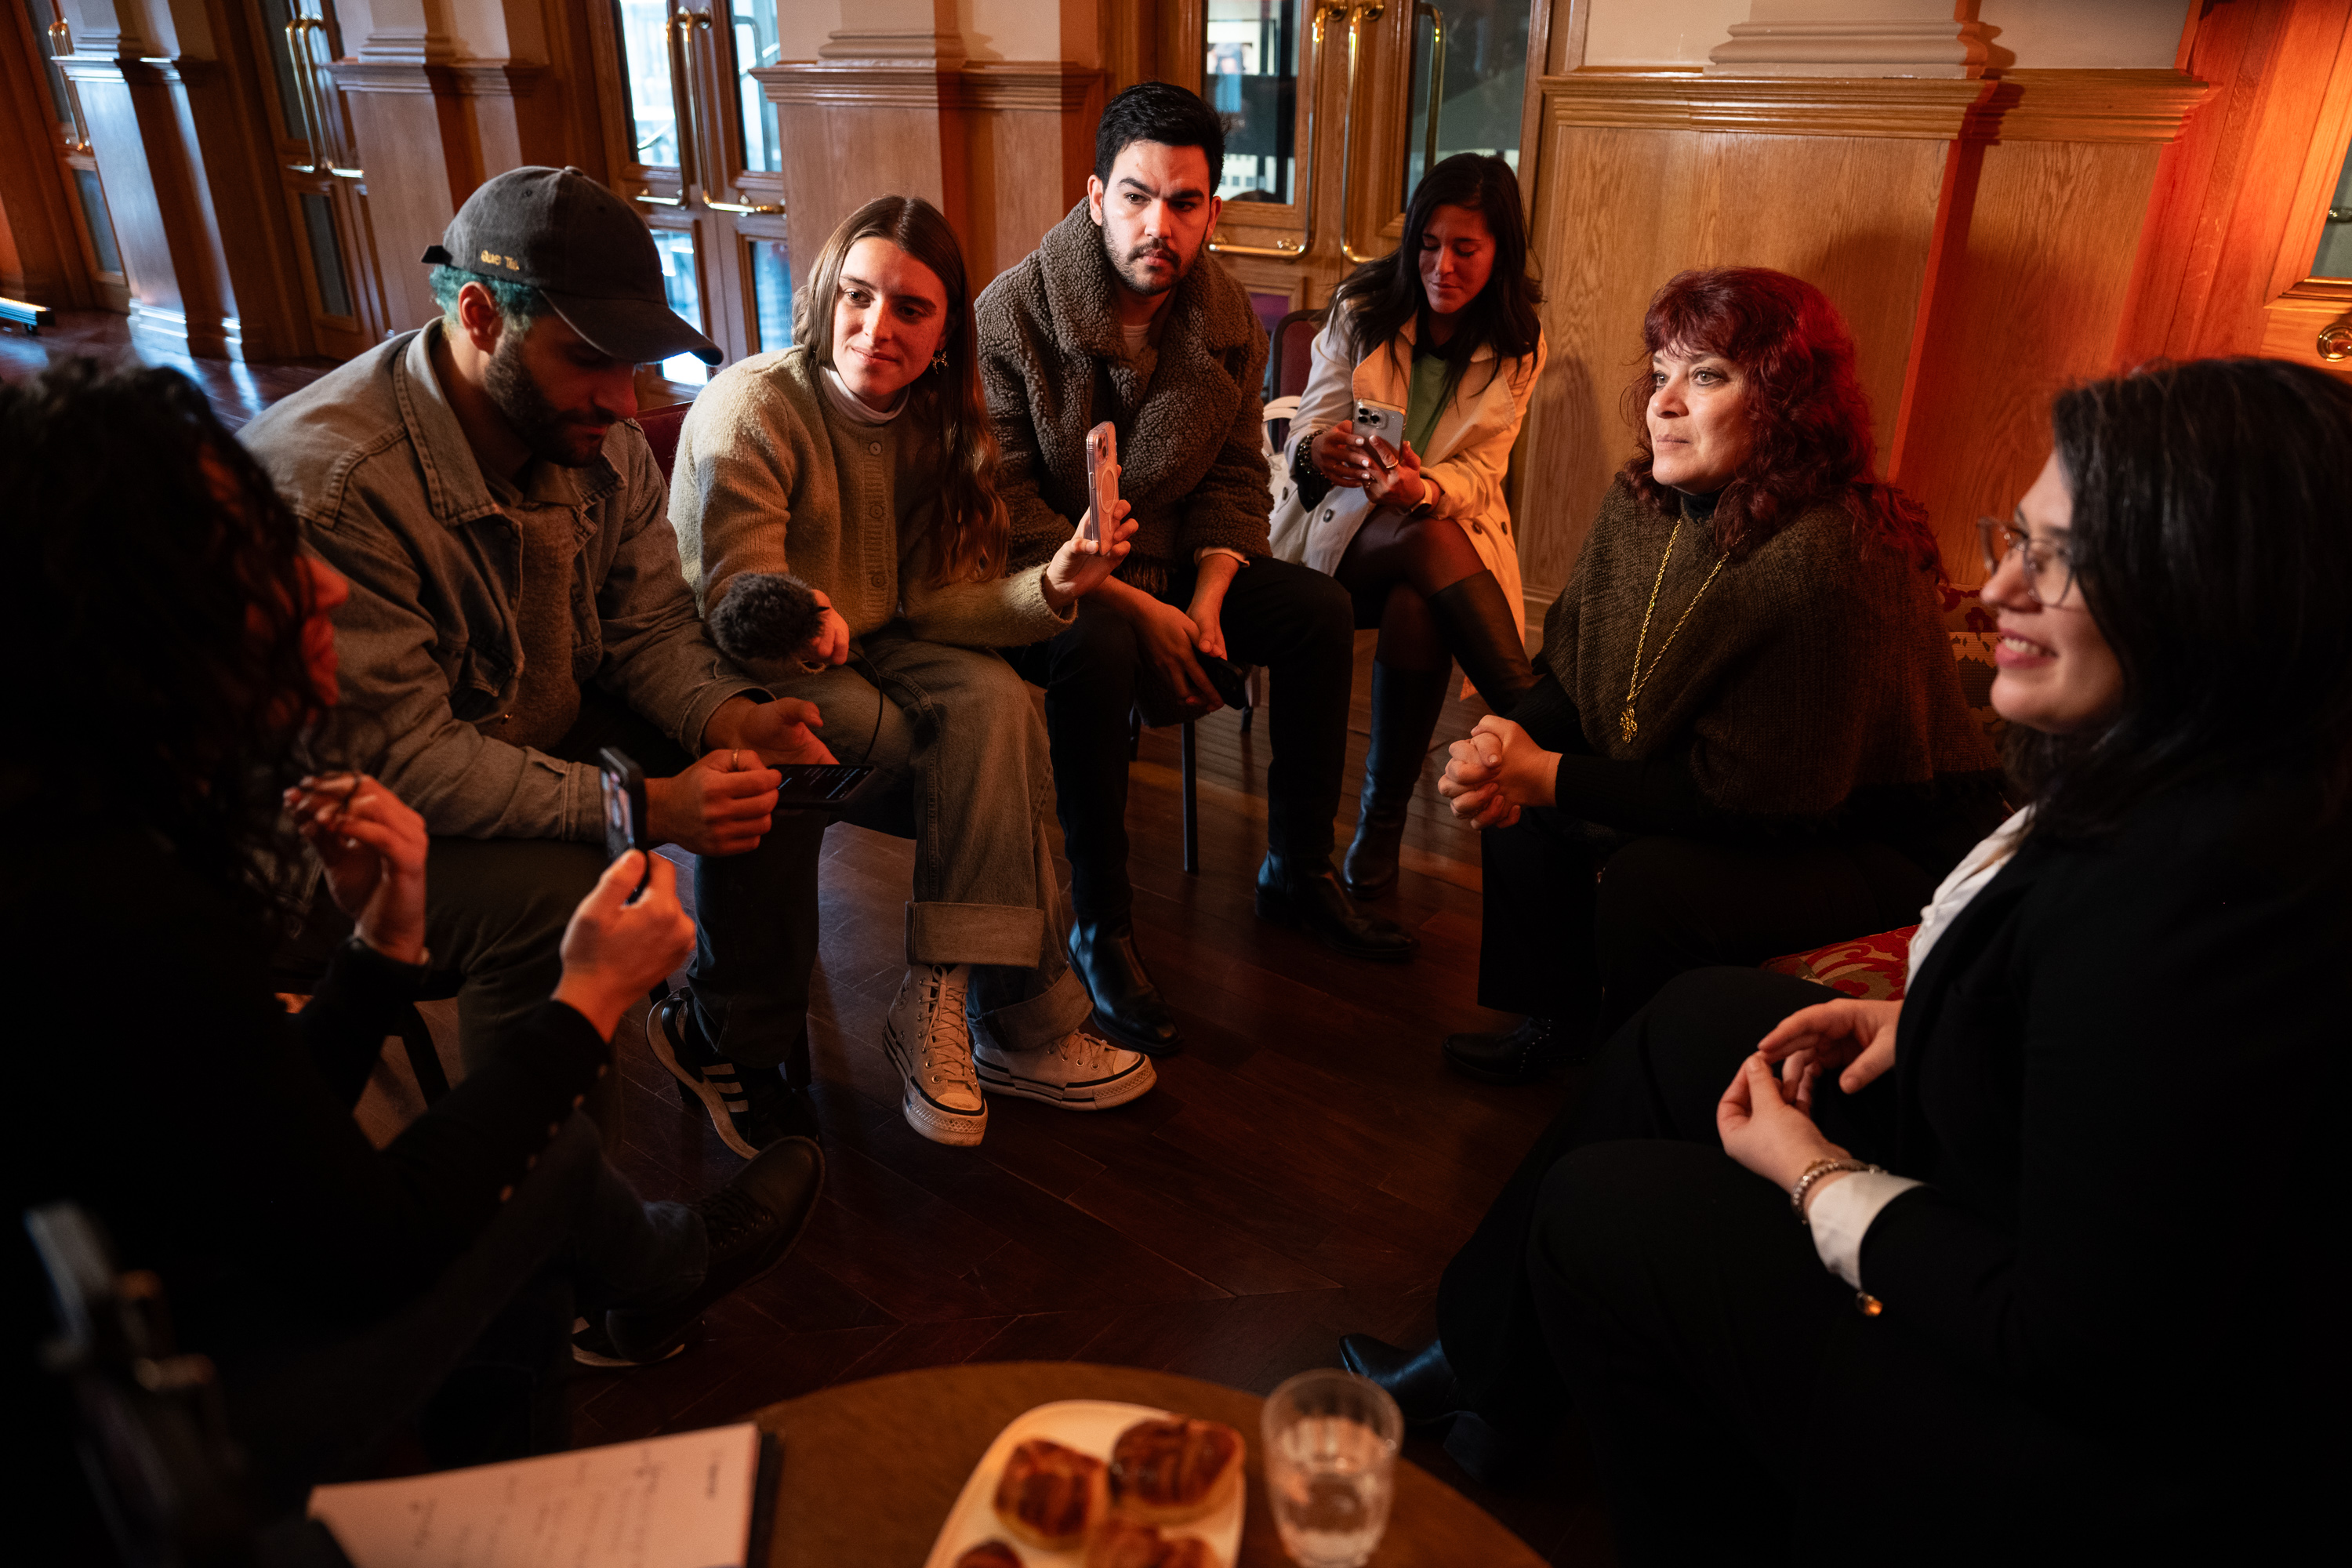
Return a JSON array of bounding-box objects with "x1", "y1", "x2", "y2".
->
[
  {"x1": 759, "y1": 60, "x2": 1105, "y2": 296},
  {"x1": 1512, "y1": 64, "x2": 2214, "y2": 610},
  {"x1": 334, "y1": 60, "x2": 463, "y2": 336}
]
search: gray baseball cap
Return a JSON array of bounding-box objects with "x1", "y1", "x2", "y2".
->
[{"x1": 422, "y1": 165, "x2": 722, "y2": 366}]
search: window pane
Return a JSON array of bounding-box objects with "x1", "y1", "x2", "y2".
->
[
  {"x1": 2311, "y1": 141, "x2": 2352, "y2": 280},
  {"x1": 21, "y1": 0, "x2": 71, "y2": 126},
  {"x1": 613, "y1": 0, "x2": 680, "y2": 169},
  {"x1": 1403, "y1": 0, "x2": 1529, "y2": 199},
  {"x1": 74, "y1": 168, "x2": 122, "y2": 276},
  {"x1": 648, "y1": 226, "x2": 710, "y2": 384},
  {"x1": 750, "y1": 236, "x2": 793, "y2": 353},
  {"x1": 301, "y1": 192, "x2": 354, "y2": 318},
  {"x1": 1207, "y1": 0, "x2": 1298, "y2": 204},
  {"x1": 255, "y1": 0, "x2": 308, "y2": 141},
  {"x1": 734, "y1": 0, "x2": 782, "y2": 174}
]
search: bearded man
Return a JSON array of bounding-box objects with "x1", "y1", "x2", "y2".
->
[
  {"x1": 982, "y1": 83, "x2": 1416, "y2": 1058},
  {"x1": 244, "y1": 167, "x2": 833, "y2": 1174}
]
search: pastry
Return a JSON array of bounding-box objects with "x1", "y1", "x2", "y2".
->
[
  {"x1": 1083, "y1": 1519, "x2": 1221, "y2": 1568},
  {"x1": 991, "y1": 1437, "x2": 1109, "y2": 1552},
  {"x1": 1109, "y1": 1417, "x2": 1245, "y2": 1526},
  {"x1": 953, "y1": 1544, "x2": 1024, "y2": 1568}
]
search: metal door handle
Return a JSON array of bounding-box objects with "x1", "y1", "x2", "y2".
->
[
  {"x1": 706, "y1": 200, "x2": 783, "y2": 215},
  {"x1": 49, "y1": 20, "x2": 94, "y2": 154},
  {"x1": 666, "y1": 9, "x2": 711, "y2": 193},
  {"x1": 2320, "y1": 315, "x2": 2352, "y2": 363},
  {"x1": 1337, "y1": 0, "x2": 1386, "y2": 264}
]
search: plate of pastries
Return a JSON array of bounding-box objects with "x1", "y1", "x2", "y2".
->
[{"x1": 924, "y1": 1401, "x2": 1247, "y2": 1568}]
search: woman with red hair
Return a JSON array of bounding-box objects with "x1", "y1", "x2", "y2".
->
[{"x1": 1433, "y1": 267, "x2": 2001, "y2": 1085}]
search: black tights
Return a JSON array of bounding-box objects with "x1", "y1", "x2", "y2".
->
[{"x1": 1333, "y1": 509, "x2": 1486, "y2": 669}]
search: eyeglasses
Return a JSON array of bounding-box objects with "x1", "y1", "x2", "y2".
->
[{"x1": 1976, "y1": 516, "x2": 2078, "y2": 608}]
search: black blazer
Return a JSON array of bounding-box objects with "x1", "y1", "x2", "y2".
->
[{"x1": 1860, "y1": 766, "x2": 2346, "y2": 1452}]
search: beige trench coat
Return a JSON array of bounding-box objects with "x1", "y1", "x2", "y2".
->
[{"x1": 1268, "y1": 307, "x2": 1547, "y2": 643}]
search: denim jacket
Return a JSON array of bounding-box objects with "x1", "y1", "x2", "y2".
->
[{"x1": 241, "y1": 324, "x2": 762, "y2": 840}]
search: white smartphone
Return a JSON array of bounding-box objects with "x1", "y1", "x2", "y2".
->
[
  {"x1": 1083, "y1": 421, "x2": 1119, "y2": 545},
  {"x1": 1353, "y1": 399, "x2": 1405, "y2": 470}
]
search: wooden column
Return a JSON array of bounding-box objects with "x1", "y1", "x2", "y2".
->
[{"x1": 53, "y1": 0, "x2": 316, "y2": 359}]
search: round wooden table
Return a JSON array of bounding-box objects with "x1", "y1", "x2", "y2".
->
[{"x1": 753, "y1": 1361, "x2": 1544, "y2": 1567}]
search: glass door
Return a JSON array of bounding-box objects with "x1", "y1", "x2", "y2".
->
[
  {"x1": 595, "y1": 0, "x2": 795, "y2": 393},
  {"x1": 251, "y1": 0, "x2": 387, "y2": 357},
  {"x1": 1193, "y1": 0, "x2": 1535, "y2": 325},
  {"x1": 16, "y1": 0, "x2": 129, "y2": 313}
]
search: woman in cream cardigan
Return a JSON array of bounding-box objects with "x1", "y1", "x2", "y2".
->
[
  {"x1": 670, "y1": 196, "x2": 1149, "y2": 1151},
  {"x1": 1269, "y1": 154, "x2": 1548, "y2": 898}
]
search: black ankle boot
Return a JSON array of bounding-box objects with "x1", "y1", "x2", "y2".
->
[
  {"x1": 1069, "y1": 919, "x2": 1182, "y2": 1057},
  {"x1": 1443, "y1": 1015, "x2": 1576, "y2": 1085},
  {"x1": 1342, "y1": 664, "x2": 1454, "y2": 899},
  {"x1": 1427, "y1": 571, "x2": 1535, "y2": 714},
  {"x1": 1255, "y1": 854, "x2": 1418, "y2": 961},
  {"x1": 1338, "y1": 1335, "x2": 1462, "y2": 1427}
]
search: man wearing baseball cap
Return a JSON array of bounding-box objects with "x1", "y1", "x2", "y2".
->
[{"x1": 245, "y1": 166, "x2": 831, "y2": 1178}]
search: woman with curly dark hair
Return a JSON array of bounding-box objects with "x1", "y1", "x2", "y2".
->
[
  {"x1": 2, "y1": 361, "x2": 821, "y2": 1512},
  {"x1": 1433, "y1": 267, "x2": 2003, "y2": 1084}
]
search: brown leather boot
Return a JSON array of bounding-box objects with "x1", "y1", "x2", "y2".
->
[
  {"x1": 1427, "y1": 571, "x2": 1536, "y2": 714},
  {"x1": 1341, "y1": 662, "x2": 1453, "y2": 899}
]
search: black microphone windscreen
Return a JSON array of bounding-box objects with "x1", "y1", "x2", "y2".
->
[{"x1": 707, "y1": 572, "x2": 825, "y2": 666}]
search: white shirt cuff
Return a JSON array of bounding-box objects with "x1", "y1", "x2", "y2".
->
[
  {"x1": 1194, "y1": 546, "x2": 1250, "y2": 566},
  {"x1": 1809, "y1": 1170, "x2": 1924, "y2": 1288}
]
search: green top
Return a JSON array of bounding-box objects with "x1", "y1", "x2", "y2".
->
[{"x1": 1403, "y1": 343, "x2": 1450, "y2": 456}]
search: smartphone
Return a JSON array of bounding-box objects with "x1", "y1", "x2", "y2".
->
[
  {"x1": 772, "y1": 761, "x2": 881, "y2": 812},
  {"x1": 1353, "y1": 399, "x2": 1405, "y2": 470},
  {"x1": 597, "y1": 746, "x2": 652, "y2": 898},
  {"x1": 1083, "y1": 421, "x2": 1119, "y2": 546}
]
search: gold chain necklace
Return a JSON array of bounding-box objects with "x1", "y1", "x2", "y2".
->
[{"x1": 1620, "y1": 521, "x2": 1730, "y2": 745}]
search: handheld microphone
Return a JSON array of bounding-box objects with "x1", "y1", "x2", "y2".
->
[{"x1": 707, "y1": 572, "x2": 825, "y2": 666}]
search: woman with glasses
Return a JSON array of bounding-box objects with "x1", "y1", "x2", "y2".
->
[
  {"x1": 1347, "y1": 357, "x2": 2347, "y2": 1559},
  {"x1": 1430, "y1": 267, "x2": 2002, "y2": 1086}
]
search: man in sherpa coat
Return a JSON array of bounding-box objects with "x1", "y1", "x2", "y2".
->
[{"x1": 982, "y1": 83, "x2": 1418, "y2": 1058}]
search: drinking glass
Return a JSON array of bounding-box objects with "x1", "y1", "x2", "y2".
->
[{"x1": 1261, "y1": 1368, "x2": 1403, "y2": 1568}]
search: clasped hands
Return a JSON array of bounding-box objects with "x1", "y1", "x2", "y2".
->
[
  {"x1": 1438, "y1": 716, "x2": 1556, "y2": 829},
  {"x1": 286, "y1": 773, "x2": 694, "y2": 1040},
  {"x1": 1311, "y1": 421, "x2": 1428, "y2": 510},
  {"x1": 1717, "y1": 996, "x2": 1904, "y2": 1213}
]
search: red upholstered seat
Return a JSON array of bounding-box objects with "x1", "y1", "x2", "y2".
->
[
  {"x1": 1762, "y1": 924, "x2": 1918, "y2": 1000},
  {"x1": 637, "y1": 401, "x2": 690, "y2": 483}
]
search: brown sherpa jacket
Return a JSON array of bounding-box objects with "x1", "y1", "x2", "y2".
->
[
  {"x1": 977, "y1": 201, "x2": 1272, "y2": 593},
  {"x1": 1545, "y1": 478, "x2": 2000, "y2": 821}
]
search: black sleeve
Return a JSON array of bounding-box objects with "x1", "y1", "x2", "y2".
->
[
  {"x1": 1550, "y1": 747, "x2": 1726, "y2": 836},
  {"x1": 295, "y1": 937, "x2": 430, "y2": 1107}
]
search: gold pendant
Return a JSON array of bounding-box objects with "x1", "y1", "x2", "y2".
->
[{"x1": 1619, "y1": 706, "x2": 1638, "y2": 744}]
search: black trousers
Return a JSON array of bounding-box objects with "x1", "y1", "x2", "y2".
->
[
  {"x1": 1480, "y1": 676, "x2": 1937, "y2": 1033},
  {"x1": 1005, "y1": 557, "x2": 1356, "y2": 924},
  {"x1": 1438, "y1": 968, "x2": 2183, "y2": 1565}
]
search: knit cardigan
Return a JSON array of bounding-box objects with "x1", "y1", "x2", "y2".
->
[
  {"x1": 1545, "y1": 479, "x2": 2000, "y2": 822},
  {"x1": 978, "y1": 202, "x2": 1272, "y2": 593},
  {"x1": 669, "y1": 346, "x2": 1072, "y2": 656}
]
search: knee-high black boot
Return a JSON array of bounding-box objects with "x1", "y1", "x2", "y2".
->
[
  {"x1": 1342, "y1": 662, "x2": 1454, "y2": 899},
  {"x1": 1427, "y1": 571, "x2": 1535, "y2": 714}
]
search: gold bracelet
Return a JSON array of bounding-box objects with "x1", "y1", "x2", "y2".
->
[{"x1": 1788, "y1": 1157, "x2": 1884, "y2": 1226}]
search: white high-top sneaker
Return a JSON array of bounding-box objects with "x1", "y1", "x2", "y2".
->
[
  {"x1": 973, "y1": 1025, "x2": 1157, "y2": 1110},
  {"x1": 884, "y1": 964, "x2": 986, "y2": 1146}
]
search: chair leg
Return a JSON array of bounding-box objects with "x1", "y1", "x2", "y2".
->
[
  {"x1": 1181, "y1": 718, "x2": 1200, "y2": 875},
  {"x1": 1129, "y1": 705, "x2": 1143, "y2": 760},
  {"x1": 397, "y1": 1002, "x2": 452, "y2": 1104}
]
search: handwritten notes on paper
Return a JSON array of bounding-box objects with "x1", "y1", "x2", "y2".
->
[{"x1": 307, "y1": 1421, "x2": 762, "y2": 1568}]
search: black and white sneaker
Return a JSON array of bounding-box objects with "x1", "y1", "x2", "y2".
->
[
  {"x1": 647, "y1": 991, "x2": 808, "y2": 1159},
  {"x1": 973, "y1": 1026, "x2": 1156, "y2": 1111}
]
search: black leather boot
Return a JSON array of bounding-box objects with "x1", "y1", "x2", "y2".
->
[
  {"x1": 1443, "y1": 1014, "x2": 1576, "y2": 1085},
  {"x1": 1338, "y1": 1335, "x2": 1462, "y2": 1427},
  {"x1": 1255, "y1": 854, "x2": 1418, "y2": 962},
  {"x1": 1341, "y1": 663, "x2": 1454, "y2": 900},
  {"x1": 1069, "y1": 919, "x2": 1182, "y2": 1057},
  {"x1": 1427, "y1": 571, "x2": 1536, "y2": 714}
]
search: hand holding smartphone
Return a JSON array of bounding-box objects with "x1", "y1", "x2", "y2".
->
[
  {"x1": 1352, "y1": 400, "x2": 1404, "y2": 474},
  {"x1": 597, "y1": 746, "x2": 652, "y2": 899},
  {"x1": 1083, "y1": 421, "x2": 1120, "y2": 546}
]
